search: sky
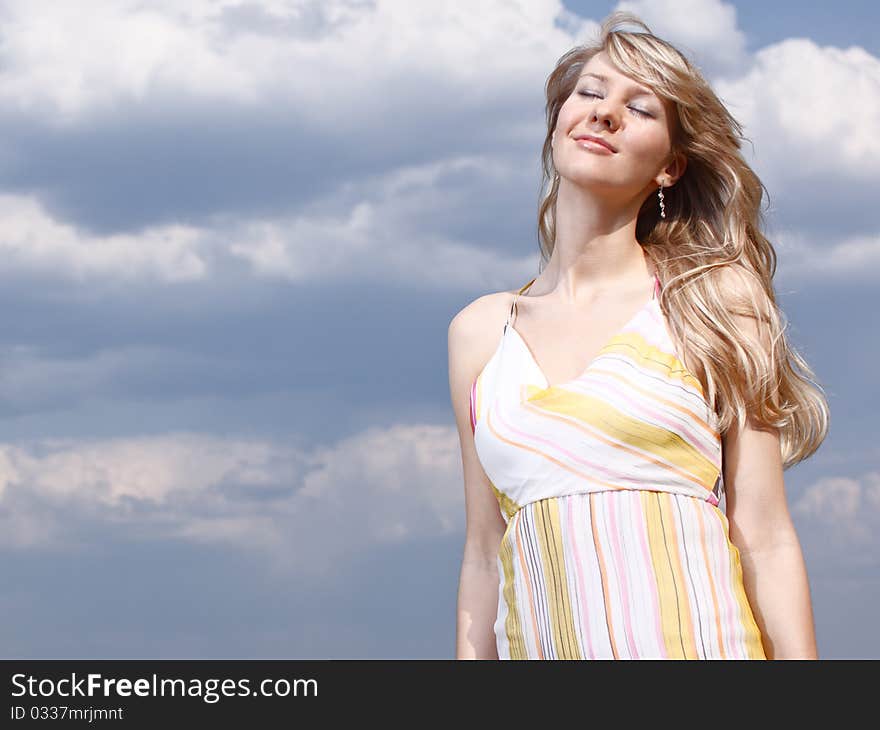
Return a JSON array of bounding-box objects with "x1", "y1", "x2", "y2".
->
[{"x1": 0, "y1": 0, "x2": 877, "y2": 659}]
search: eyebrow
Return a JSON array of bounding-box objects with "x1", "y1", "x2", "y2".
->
[{"x1": 578, "y1": 72, "x2": 654, "y2": 98}]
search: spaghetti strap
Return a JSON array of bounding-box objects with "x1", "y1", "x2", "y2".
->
[{"x1": 505, "y1": 278, "x2": 537, "y2": 333}]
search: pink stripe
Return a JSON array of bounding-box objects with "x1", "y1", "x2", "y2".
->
[
  {"x1": 632, "y1": 492, "x2": 668, "y2": 656},
  {"x1": 513, "y1": 401, "x2": 714, "y2": 497},
  {"x1": 605, "y1": 494, "x2": 640, "y2": 658},
  {"x1": 496, "y1": 404, "x2": 624, "y2": 478},
  {"x1": 578, "y1": 367, "x2": 721, "y2": 463},
  {"x1": 501, "y1": 403, "x2": 661, "y2": 483},
  {"x1": 565, "y1": 495, "x2": 595, "y2": 657},
  {"x1": 706, "y1": 507, "x2": 740, "y2": 657},
  {"x1": 469, "y1": 377, "x2": 477, "y2": 433},
  {"x1": 691, "y1": 501, "x2": 724, "y2": 657}
]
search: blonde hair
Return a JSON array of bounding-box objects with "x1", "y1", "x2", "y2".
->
[{"x1": 536, "y1": 10, "x2": 829, "y2": 469}]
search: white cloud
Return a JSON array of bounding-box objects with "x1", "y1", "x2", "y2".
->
[
  {"x1": 227, "y1": 155, "x2": 536, "y2": 289},
  {"x1": 0, "y1": 193, "x2": 206, "y2": 282},
  {"x1": 792, "y1": 470, "x2": 880, "y2": 567},
  {"x1": 774, "y1": 228, "x2": 880, "y2": 281},
  {"x1": 0, "y1": 424, "x2": 464, "y2": 576},
  {"x1": 0, "y1": 158, "x2": 534, "y2": 288},
  {"x1": 0, "y1": 0, "x2": 876, "y2": 291},
  {"x1": 0, "y1": 0, "x2": 593, "y2": 125},
  {"x1": 714, "y1": 39, "x2": 880, "y2": 177},
  {"x1": 615, "y1": 0, "x2": 747, "y2": 72}
]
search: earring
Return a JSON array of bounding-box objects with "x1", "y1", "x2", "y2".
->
[{"x1": 658, "y1": 182, "x2": 666, "y2": 219}]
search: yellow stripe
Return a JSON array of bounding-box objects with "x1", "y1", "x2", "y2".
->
[
  {"x1": 657, "y1": 493, "x2": 699, "y2": 658},
  {"x1": 589, "y1": 363, "x2": 719, "y2": 444},
  {"x1": 693, "y1": 502, "x2": 727, "y2": 658},
  {"x1": 490, "y1": 481, "x2": 521, "y2": 522},
  {"x1": 728, "y1": 543, "x2": 767, "y2": 659},
  {"x1": 604, "y1": 330, "x2": 706, "y2": 396},
  {"x1": 528, "y1": 388, "x2": 720, "y2": 490},
  {"x1": 641, "y1": 491, "x2": 686, "y2": 658},
  {"x1": 514, "y1": 516, "x2": 545, "y2": 659},
  {"x1": 534, "y1": 499, "x2": 582, "y2": 659},
  {"x1": 488, "y1": 406, "x2": 632, "y2": 493},
  {"x1": 708, "y1": 507, "x2": 767, "y2": 659},
  {"x1": 498, "y1": 515, "x2": 528, "y2": 659}
]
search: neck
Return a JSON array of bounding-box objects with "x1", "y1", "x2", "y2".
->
[{"x1": 539, "y1": 181, "x2": 653, "y2": 301}]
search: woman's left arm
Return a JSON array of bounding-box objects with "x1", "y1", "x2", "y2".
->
[
  {"x1": 717, "y1": 265, "x2": 818, "y2": 659},
  {"x1": 722, "y1": 413, "x2": 818, "y2": 659}
]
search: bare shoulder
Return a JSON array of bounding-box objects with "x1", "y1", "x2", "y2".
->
[{"x1": 447, "y1": 287, "x2": 515, "y2": 386}]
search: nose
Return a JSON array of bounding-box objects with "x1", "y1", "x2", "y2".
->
[{"x1": 590, "y1": 101, "x2": 618, "y2": 131}]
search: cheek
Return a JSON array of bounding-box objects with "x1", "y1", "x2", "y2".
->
[
  {"x1": 627, "y1": 128, "x2": 670, "y2": 157},
  {"x1": 556, "y1": 102, "x2": 579, "y2": 128}
]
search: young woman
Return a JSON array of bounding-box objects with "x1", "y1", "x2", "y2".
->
[{"x1": 448, "y1": 11, "x2": 829, "y2": 660}]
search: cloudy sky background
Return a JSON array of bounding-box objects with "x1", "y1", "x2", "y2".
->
[{"x1": 0, "y1": 0, "x2": 877, "y2": 659}]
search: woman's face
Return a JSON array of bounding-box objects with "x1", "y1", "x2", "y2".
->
[{"x1": 553, "y1": 51, "x2": 679, "y2": 195}]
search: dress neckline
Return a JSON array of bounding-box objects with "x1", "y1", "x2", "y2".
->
[{"x1": 504, "y1": 271, "x2": 660, "y2": 391}]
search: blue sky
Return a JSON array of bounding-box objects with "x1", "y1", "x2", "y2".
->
[{"x1": 0, "y1": 0, "x2": 876, "y2": 659}]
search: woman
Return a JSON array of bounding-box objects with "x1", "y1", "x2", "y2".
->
[{"x1": 448, "y1": 11, "x2": 829, "y2": 660}]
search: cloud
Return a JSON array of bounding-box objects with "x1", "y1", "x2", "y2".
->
[
  {"x1": 615, "y1": 0, "x2": 748, "y2": 73},
  {"x1": 0, "y1": 157, "x2": 535, "y2": 288},
  {"x1": 713, "y1": 39, "x2": 880, "y2": 177},
  {"x1": 0, "y1": 1, "x2": 875, "y2": 290},
  {"x1": 791, "y1": 470, "x2": 880, "y2": 569},
  {"x1": 0, "y1": 193, "x2": 206, "y2": 282},
  {"x1": 774, "y1": 228, "x2": 880, "y2": 281},
  {"x1": 0, "y1": 424, "x2": 464, "y2": 576},
  {"x1": 0, "y1": 0, "x2": 593, "y2": 124}
]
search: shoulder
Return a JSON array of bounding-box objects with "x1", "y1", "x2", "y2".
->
[
  {"x1": 447, "y1": 285, "x2": 519, "y2": 434},
  {"x1": 448, "y1": 287, "x2": 516, "y2": 369},
  {"x1": 448, "y1": 283, "x2": 524, "y2": 388}
]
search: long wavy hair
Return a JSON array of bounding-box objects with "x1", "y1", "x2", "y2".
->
[{"x1": 537, "y1": 11, "x2": 828, "y2": 469}]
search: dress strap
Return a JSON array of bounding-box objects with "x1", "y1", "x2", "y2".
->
[{"x1": 504, "y1": 278, "x2": 537, "y2": 333}]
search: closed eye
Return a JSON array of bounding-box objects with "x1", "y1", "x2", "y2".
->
[{"x1": 578, "y1": 90, "x2": 652, "y2": 118}]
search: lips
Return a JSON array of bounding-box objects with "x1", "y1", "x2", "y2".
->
[{"x1": 575, "y1": 134, "x2": 617, "y2": 153}]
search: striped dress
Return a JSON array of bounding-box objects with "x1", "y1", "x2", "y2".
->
[{"x1": 469, "y1": 272, "x2": 766, "y2": 660}]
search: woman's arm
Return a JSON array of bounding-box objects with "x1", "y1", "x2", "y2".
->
[
  {"x1": 723, "y1": 414, "x2": 818, "y2": 659},
  {"x1": 448, "y1": 301, "x2": 508, "y2": 659},
  {"x1": 717, "y1": 265, "x2": 818, "y2": 659},
  {"x1": 457, "y1": 546, "x2": 502, "y2": 659}
]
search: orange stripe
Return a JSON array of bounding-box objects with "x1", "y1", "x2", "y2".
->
[
  {"x1": 487, "y1": 405, "x2": 632, "y2": 493},
  {"x1": 513, "y1": 512, "x2": 544, "y2": 660},
  {"x1": 519, "y1": 398, "x2": 718, "y2": 495},
  {"x1": 589, "y1": 364, "x2": 719, "y2": 443},
  {"x1": 693, "y1": 501, "x2": 727, "y2": 658},
  {"x1": 709, "y1": 508, "x2": 767, "y2": 659},
  {"x1": 590, "y1": 493, "x2": 620, "y2": 659},
  {"x1": 657, "y1": 493, "x2": 699, "y2": 658}
]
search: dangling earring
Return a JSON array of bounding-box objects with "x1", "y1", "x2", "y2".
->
[{"x1": 658, "y1": 182, "x2": 666, "y2": 219}]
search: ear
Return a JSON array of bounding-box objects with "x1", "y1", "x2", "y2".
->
[{"x1": 657, "y1": 151, "x2": 687, "y2": 187}]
